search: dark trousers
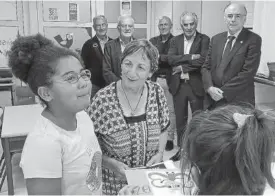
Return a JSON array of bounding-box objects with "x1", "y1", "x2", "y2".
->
[{"x1": 173, "y1": 80, "x2": 203, "y2": 147}]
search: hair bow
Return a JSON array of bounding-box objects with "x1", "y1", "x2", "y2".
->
[{"x1": 233, "y1": 113, "x2": 253, "y2": 128}]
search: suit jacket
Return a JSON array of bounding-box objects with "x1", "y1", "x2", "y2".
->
[
  {"x1": 102, "y1": 38, "x2": 122, "y2": 85},
  {"x1": 167, "y1": 32, "x2": 210, "y2": 96},
  {"x1": 81, "y1": 36, "x2": 112, "y2": 88},
  {"x1": 149, "y1": 34, "x2": 174, "y2": 83},
  {"x1": 201, "y1": 28, "x2": 262, "y2": 109}
]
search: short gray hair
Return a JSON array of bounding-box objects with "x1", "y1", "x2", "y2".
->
[
  {"x1": 117, "y1": 15, "x2": 135, "y2": 26},
  {"x1": 121, "y1": 39, "x2": 159, "y2": 73},
  {"x1": 159, "y1": 16, "x2": 172, "y2": 26},
  {"x1": 93, "y1": 15, "x2": 107, "y2": 26},
  {"x1": 180, "y1": 12, "x2": 198, "y2": 25}
]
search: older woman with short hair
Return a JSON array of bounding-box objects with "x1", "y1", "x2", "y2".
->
[{"x1": 86, "y1": 39, "x2": 170, "y2": 195}]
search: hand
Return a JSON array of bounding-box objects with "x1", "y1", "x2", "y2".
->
[
  {"x1": 192, "y1": 54, "x2": 201, "y2": 60},
  {"x1": 172, "y1": 65, "x2": 182, "y2": 75},
  {"x1": 118, "y1": 185, "x2": 152, "y2": 195},
  {"x1": 146, "y1": 152, "x2": 163, "y2": 166},
  {"x1": 207, "y1": 86, "x2": 224, "y2": 101},
  {"x1": 109, "y1": 159, "x2": 130, "y2": 181}
]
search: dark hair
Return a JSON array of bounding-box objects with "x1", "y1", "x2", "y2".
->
[
  {"x1": 120, "y1": 39, "x2": 159, "y2": 73},
  {"x1": 181, "y1": 104, "x2": 275, "y2": 195},
  {"x1": 8, "y1": 34, "x2": 82, "y2": 99}
]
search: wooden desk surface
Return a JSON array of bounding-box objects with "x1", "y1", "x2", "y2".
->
[{"x1": 1, "y1": 104, "x2": 43, "y2": 138}]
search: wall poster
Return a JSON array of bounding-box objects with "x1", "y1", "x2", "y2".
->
[
  {"x1": 0, "y1": 27, "x2": 19, "y2": 68},
  {"x1": 120, "y1": 0, "x2": 131, "y2": 16},
  {"x1": 69, "y1": 2, "x2": 79, "y2": 21}
]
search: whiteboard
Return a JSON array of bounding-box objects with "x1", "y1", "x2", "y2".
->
[{"x1": 0, "y1": 26, "x2": 19, "y2": 68}]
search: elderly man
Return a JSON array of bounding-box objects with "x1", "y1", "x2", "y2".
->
[
  {"x1": 149, "y1": 16, "x2": 176, "y2": 151},
  {"x1": 81, "y1": 15, "x2": 112, "y2": 97},
  {"x1": 201, "y1": 3, "x2": 262, "y2": 109},
  {"x1": 168, "y1": 12, "x2": 210, "y2": 161},
  {"x1": 103, "y1": 15, "x2": 135, "y2": 85}
]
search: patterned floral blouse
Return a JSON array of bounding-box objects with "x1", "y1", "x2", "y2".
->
[{"x1": 86, "y1": 80, "x2": 170, "y2": 195}]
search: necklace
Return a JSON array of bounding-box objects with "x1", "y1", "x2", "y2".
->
[{"x1": 121, "y1": 82, "x2": 144, "y2": 116}]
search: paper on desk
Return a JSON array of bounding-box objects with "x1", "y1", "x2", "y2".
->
[
  {"x1": 133, "y1": 160, "x2": 177, "y2": 170},
  {"x1": 125, "y1": 160, "x2": 178, "y2": 187},
  {"x1": 125, "y1": 169, "x2": 187, "y2": 196}
]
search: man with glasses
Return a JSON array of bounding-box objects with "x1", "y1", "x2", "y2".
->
[
  {"x1": 149, "y1": 16, "x2": 176, "y2": 151},
  {"x1": 201, "y1": 3, "x2": 262, "y2": 109},
  {"x1": 102, "y1": 15, "x2": 135, "y2": 85},
  {"x1": 81, "y1": 15, "x2": 112, "y2": 98},
  {"x1": 167, "y1": 12, "x2": 210, "y2": 161}
]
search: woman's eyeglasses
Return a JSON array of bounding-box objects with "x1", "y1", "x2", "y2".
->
[{"x1": 58, "y1": 69, "x2": 91, "y2": 84}]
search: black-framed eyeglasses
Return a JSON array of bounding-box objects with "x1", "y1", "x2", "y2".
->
[{"x1": 58, "y1": 69, "x2": 91, "y2": 84}]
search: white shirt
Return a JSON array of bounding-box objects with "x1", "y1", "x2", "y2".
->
[
  {"x1": 120, "y1": 37, "x2": 133, "y2": 52},
  {"x1": 181, "y1": 32, "x2": 196, "y2": 80},
  {"x1": 20, "y1": 111, "x2": 102, "y2": 195}
]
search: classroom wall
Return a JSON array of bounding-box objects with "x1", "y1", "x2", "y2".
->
[
  {"x1": 1, "y1": 0, "x2": 274, "y2": 109},
  {"x1": 0, "y1": 0, "x2": 228, "y2": 69},
  {"x1": 253, "y1": 1, "x2": 275, "y2": 109}
]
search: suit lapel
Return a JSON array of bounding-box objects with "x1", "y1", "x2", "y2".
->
[
  {"x1": 91, "y1": 36, "x2": 104, "y2": 62},
  {"x1": 217, "y1": 33, "x2": 227, "y2": 67},
  {"x1": 220, "y1": 28, "x2": 247, "y2": 67},
  {"x1": 178, "y1": 34, "x2": 185, "y2": 54},
  {"x1": 93, "y1": 36, "x2": 103, "y2": 55},
  {"x1": 189, "y1": 32, "x2": 201, "y2": 53},
  {"x1": 115, "y1": 38, "x2": 122, "y2": 56}
]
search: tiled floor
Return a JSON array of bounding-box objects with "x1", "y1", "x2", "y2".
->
[{"x1": 0, "y1": 90, "x2": 180, "y2": 195}]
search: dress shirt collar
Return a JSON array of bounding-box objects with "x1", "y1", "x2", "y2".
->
[
  {"x1": 227, "y1": 28, "x2": 243, "y2": 39},
  {"x1": 184, "y1": 32, "x2": 196, "y2": 42}
]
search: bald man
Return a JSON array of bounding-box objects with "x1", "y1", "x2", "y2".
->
[
  {"x1": 201, "y1": 3, "x2": 262, "y2": 109},
  {"x1": 149, "y1": 16, "x2": 176, "y2": 151}
]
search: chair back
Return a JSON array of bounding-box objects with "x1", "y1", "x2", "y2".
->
[
  {"x1": 0, "y1": 69, "x2": 14, "y2": 105},
  {"x1": 14, "y1": 86, "x2": 35, "y2": 105},
  {"x1": 0, "y1": 74, "x2": 13, "y2": 91}
]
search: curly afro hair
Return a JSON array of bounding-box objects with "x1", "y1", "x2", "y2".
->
[{"x1": 8, "y1": 33, "x2": 82, "y2": 97}]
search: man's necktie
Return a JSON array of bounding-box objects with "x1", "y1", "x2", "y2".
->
[
  {"x1": 216, "y1": 36, "x2": 235, "y2": 84},
  {"x1": 222, "y1": 35, "x2": 235, "y2": 59}
]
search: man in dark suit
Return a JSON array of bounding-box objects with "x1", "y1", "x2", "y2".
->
[
  {"x1": 201, "y1": 3, "x2": 262, "y2": 110},
  {"x1": 150, "y1": 16, "x2": 176, "y2": 151},
  {"x1": 81, "y1": 15, "x2": 112, "y2": 98},
  {"x1": 102, "y1": 15, "x2": 135, "y2": 85},
  {"x1": 168, "y1": 12, "x2": 210, "y2": 161}
]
